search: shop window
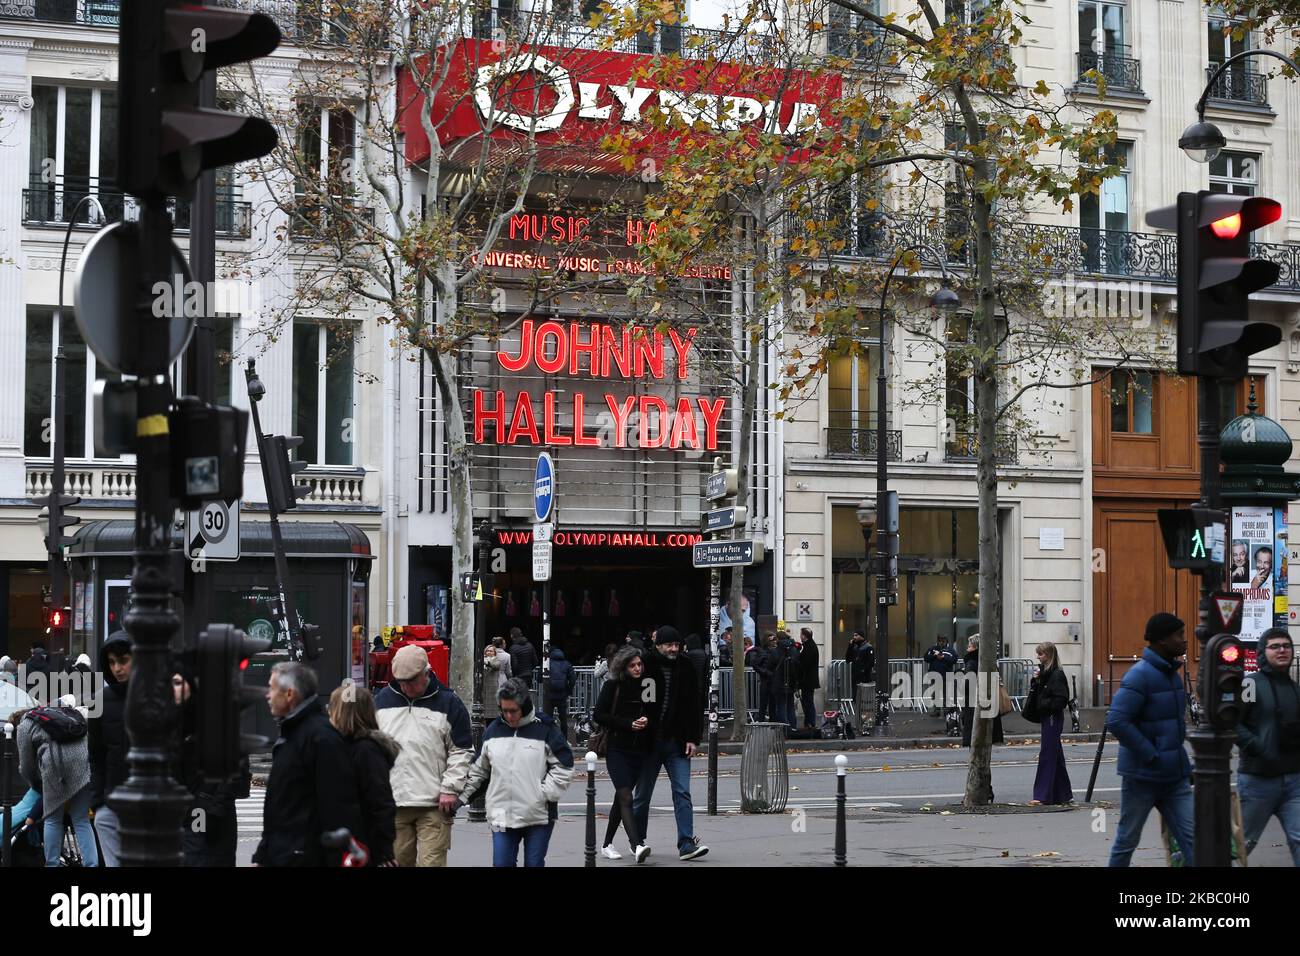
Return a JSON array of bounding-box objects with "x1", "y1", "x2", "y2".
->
[
  {"x1": 832, "y1": 505, "x2": 986, "y2": 664},
  {"x1": 293, "y1": 321, "x2": 357, "y2": 466}
]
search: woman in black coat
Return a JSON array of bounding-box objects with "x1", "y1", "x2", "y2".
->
[
  {"x1": 797, "y1": 629, "x2": 820, "y2": 729},
  {"x1": 960, "y1": 635, "x2": 1004, "y2": 747},
  {"x1": 593, "y1": 645, "x2": 654, "y2": 863},
  {"x1": 1030, "y1": 642, "x2": 1073, "y2": 805},
  {"x1": 328, "y1": 685, "x2": 400, "y2": 866}
]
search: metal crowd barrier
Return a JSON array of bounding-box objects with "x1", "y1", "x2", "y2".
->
[{"x1": 996, "y1": 658, "x2": 1036, "y2": 709}]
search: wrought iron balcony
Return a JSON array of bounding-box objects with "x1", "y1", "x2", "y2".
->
[
  {"x1": 826, "y1": 426, "x2": 902, "y2": 461},
  {"x1": 1076, "y1": 46, "x2": 1142, "y2": 92},
  {"x1": 945, "y1": 431, "x2": 1017, "y2": 464},
  {"x1": 0, "y1": 0, "x2": 119, "y2": 27},
  {"x1": 826, "y1": 25, "x2": 899, "y2": 68},
  {"x1": 22, "y1": 182, "x2": 252, "y2": 238},
  {"x1": 793, "y1": 214, "x2": 1300, "y2": 292},
  {"x1": 1205, "y1": 64, "x2": 1269, "y2": 106},
  {"x1": 290, "y1": 194, "x2": 376, "y2": 239}
]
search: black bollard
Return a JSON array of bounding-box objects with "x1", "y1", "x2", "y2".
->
[
  {"x1": 1085, "y1": 727, "x2": 1108, "y2": 803},
  {"x1": 585, "y1": 750, "x2": 596, "y2": 867},
  {"x1": 834, "y1": 754, "x2": 847, "y2": 866},
  {"x1": 2, "y1": 721, "x2": 12, "y2": 868}
]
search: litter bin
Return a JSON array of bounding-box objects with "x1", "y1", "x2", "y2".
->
[
  {"x1": 740, "y1": 722, "x2": 789, "y2": 813},
  {"x1": 855, "y1": 683, "x2": 876, "y2": 735}
]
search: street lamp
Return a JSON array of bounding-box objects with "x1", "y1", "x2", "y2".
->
[
  {"x1": 1180, "y1": 50, "x2": 1300, "y2": 163},
  {"x1": 871, "y1": 246, "x2": 960, "y2": 736}
]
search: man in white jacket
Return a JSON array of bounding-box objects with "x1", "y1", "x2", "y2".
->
[
  {"x1": 460, "y1": 678, "x2": 573, "y2": 867},
  {"x1": 374, "y1": 645, "x2": 473, "y2": 867}
]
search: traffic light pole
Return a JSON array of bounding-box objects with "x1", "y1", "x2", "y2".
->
[
  {"x1": 111, "y1": 198, "x2": 191, "y2": 867},
  {"x1": 182, "y1": 69, "x2": 218, "y2": 651},
  {"x1": 469, "y1": 521, "x2": 490, "y2": 823},
  {"x1": 245, "y1": 361, "x2": 307, "y2": 661},
  {"x1": 1189, "y1": 374, "x2": 1235, "y2": 867}
]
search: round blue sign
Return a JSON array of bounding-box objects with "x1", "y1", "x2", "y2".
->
[{"x1": 534, "y1": 453, "x2": 556, "y2": 523}]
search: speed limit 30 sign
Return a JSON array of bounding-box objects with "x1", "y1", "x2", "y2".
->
[{"x1": 186, "y1": 499, "x2": 241, "y2": 562}]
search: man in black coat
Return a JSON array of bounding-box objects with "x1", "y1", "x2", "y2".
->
[
  {"x1": 769, "y1": 631, "x2": 800, "y2": 730},
  {"x1": 89, "y1": 631, "x2": 131, "y2": 866},
  {"x1": 848, "y1": 631, "x2": 875, "y2": 686},
  {"x1": 509, "y1": 627, "x2": 538, "y2": 689},
  {"x1": 632, "y1": 626, "x2": 708, "y2": 861},
  {"x1": 252, "y1": 662, "x2": 362, "y2": 867},
  {"x1": 924, "y1": 636, "x2": 958, "y2": 713},
  {"x1": 798, "y1": 628, "x2": 821, "y2": 729}
]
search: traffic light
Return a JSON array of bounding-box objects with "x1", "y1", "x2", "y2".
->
[
  {"x1": 196, "y1": 623, "x2": 271, "y2": 784},
  {"x1": 258, "y1": 433, "x2": 310, "y2": 513},
  {"x1": 1146, "y1": 191, "x2": 1282, "y2": 378},
  {"x1": 42, "y1": 604, "x2": 71, "y2": 631},
  {"x1": 118, "y1": 1, "x2": 280, "y2": 200},
  {"x1": 169, "y1": 398, "x2": 249, "y2": 510},
  {"x1": 1157, "y1": 505, "x2": 1226, "y2": 572},
  {"x1": 1201, "y1": 633, "x2": 1246, "y2": 731},
  {"x1": 34, "y1": 492, "x2": 81, "y2": 559}
]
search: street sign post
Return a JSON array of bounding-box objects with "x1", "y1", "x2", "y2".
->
[
  {"x1": 534, "y1": 452, "x2": 556, "y2": 523},
  {"x1": 692, "y1": 539, "x2": 765, "y2": 568},
  {"x1": 186, "y1": 498, "x2": 240, "y2": 562},
  {"x1": 534, "y1": 452, "x2": 557, "y2": 683}
]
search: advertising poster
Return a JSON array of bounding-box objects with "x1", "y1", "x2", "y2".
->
[
  {"x1": 1275, "y1": 509, "x2": 1288, "y2": 630},
  {"x1": 1232, "y1": 506, "x2": 1276, "y2": 643}
]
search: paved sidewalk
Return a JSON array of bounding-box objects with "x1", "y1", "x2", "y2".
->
[{"x1": 442, "y1": 801, "x2": 1297, "y2": 868}]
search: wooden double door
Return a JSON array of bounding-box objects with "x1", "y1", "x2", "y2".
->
[{"x1": 1092, "y1": 503, "x2": 1200, "y2": 696}]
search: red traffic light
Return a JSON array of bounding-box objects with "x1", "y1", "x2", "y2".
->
[
  {"x1": 1220, "y1": 643, "x2": 1241, "y2": 664},
  {"x1": 239, "y1": 657, "x2": 251, "y2": 671},
  {"x1": 1210, "y1": 213, "x2": 1241, "y2": 240},
  {"x1": 51, "y1": 609, "x2": 63, "y2": 627}
]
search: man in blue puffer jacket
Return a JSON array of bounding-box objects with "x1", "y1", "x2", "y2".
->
[{"x1": 1107, "y1": 612, "x2": 1196, "y2": 867}]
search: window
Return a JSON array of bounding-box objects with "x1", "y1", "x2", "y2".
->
[
  {"x1": 828, "y1": 0, "x2": 887, "y2": 60},
  {"x1": 294, "y1": 105, "x2": 357, "y2": 235},
  {"x1": 1078, "y1": 0, "x2": 1126, "y2": 55},
  {"x1": 825, "y1": 167, "x2": 884, "y2": 257},
  {"x1": 1219, "y1": 374, "x2": 1265, "y2": 423},
  {"x1": 27, "y1": 84, "x2": 119, "y2": 224},
  {"x1": 945, "y1": 315, "x2": 975, "y2": 432},
  {"x1": 1209, "y1": 151, "x2": 1258, "y2": 196},
  {"x1": 1208, "y1": 15, "x2": 1249, "y2": 63},
  {"x1": 1080, "y1": 141, "x2": 1131, "y2": 273},
  {"x1": 293, "y1": 322, "x2": 356, "y2": 466},
  {"x1": 945, "y1": 123, "x2": 970, "y2": 256},
  {"x1": 474, "y1": 0, "x2": 516, "y2": 38},
  {"x1": 179, "y1": 316, "x2": 239, "y2": 408},
  {"x1": 1107, "y1": 370, "x2": 1155, "y2": 435},
  {"x1": 23, "y1": 308, "x2": 126, "y2": 460}
]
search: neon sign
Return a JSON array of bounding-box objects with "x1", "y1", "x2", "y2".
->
[{"x1": 472, "y1": 319, "x2": 727, "y2": 450}]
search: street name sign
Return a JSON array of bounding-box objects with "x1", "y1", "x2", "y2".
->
[{"x1": 692, "y1": 539, "x2": 765, "y2": 568}]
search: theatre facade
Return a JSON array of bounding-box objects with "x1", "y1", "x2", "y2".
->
[{"x1": 390, "y1": 37, "x2": 825, "y2": 662}]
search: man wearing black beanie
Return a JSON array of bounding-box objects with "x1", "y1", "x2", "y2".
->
[
  {"x1": 1106, "y1": 611, "x2": 1196, "y2": 866},
  {"x1": 631, "y1": 625, "x2": 709, "y2": 861}
]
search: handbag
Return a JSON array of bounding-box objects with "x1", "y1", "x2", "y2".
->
[
  {"x1": 1021, "y1": 681, "x2": 1042, "y2": 723},
  {"x1": 997, "y1": 680, "x2": 1013, "y2": 718},
  {"x1": 588, "y1": 684, "x2": 620, "y2": 758}
]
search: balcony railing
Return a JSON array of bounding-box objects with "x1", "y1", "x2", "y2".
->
[
  {"x1": 826, "y1": 426, "x2": 902, "y2": 460},
  {"x1": 795, "y1": 214, "x2": 1300, "y2": 292},
  {"x1": 0, "y1": 0, "x2": 119, "y2": 27},
  {"x1": 1205, "y1": 64, "x2": 1269, "y2": 106},
  {"x1": 26, "y1": 462, "x2": 135, "y2": 501},
  {"x1": 22, "y1": 182, "x2": 252, "y2": 238},
  {"x1": 945, "y1": 431, "x2": 1017, "y2": 464},
  {"x1": 1077, "y1": 45, "x2": 1142, "y2": 92},
  {"x1": 290, "y1": 195, "x2": 376, "y2": 239}
]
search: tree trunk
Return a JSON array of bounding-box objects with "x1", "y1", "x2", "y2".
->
[
  {"x1": 430, "y1": 280, "x2": 476, "y2": 707},
  {"x1": 964, "y1": 172, "x2": 1002, "y2": 807},
  {"x1": 727, "y1": 217, "x2": 761, "y2": 741}
]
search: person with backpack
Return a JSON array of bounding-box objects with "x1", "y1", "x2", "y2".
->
[
  {"x1": 16, "y1": 697, "x2": 98, "y2": 867},
  {"x1": 509, "y1": 628, "x2": 538, "y2": 689},
  {"x1": 755, "y1": 633, "x2": 777, "y2": 721},
  {"x1": 542, "y1": 647, "x2": 576, "y2": 738}
]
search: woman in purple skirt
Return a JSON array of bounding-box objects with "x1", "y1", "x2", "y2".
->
[{"x1": 1030, "y1": 642, "x2": 1074, "y2": 805}]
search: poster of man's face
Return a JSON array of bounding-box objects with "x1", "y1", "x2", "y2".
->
[
  {"x1": 1231, "y1": 542, "x2": 1250, "y2": 582},
  {"x1": 1253, "y1": 546, "x2": 1274, "y2": 587}
]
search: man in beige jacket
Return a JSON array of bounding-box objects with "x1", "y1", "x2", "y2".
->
[{"x1": 374, "y1": 645, "x2": 473, "y2": 866}]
